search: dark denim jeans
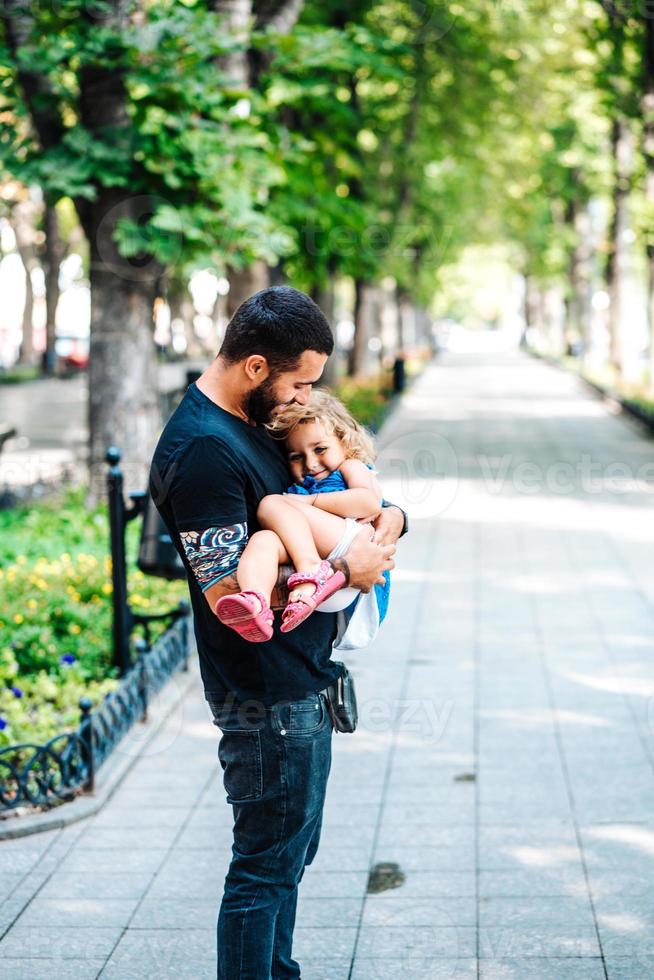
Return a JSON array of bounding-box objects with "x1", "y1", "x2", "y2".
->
[{"x1": 207, "y1": 690, "x2": 334, "y2": 980}]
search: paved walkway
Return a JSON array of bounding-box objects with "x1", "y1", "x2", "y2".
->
[
  {"x1": 1, "y1": 346, "x2": 653, "y2": 979},
  {"x1": 0, "y1": 361, "x2": 204, "y2": 489}
]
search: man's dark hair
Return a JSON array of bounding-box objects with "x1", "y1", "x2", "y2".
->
[{"x1": 218, "y1": 286, "x2": 334, "y2": 373}]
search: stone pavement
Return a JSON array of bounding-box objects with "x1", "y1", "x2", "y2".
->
[
  {"x1": 0, "y1": 361, "x2": 204, "y2": 490},
  {"x1": 1, "y1": 345, "x2": 653, "y2": 979}
]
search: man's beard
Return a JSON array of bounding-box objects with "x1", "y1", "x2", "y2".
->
[{"x1": 245, "y1": 376, "x2": 289, "y2": 424}]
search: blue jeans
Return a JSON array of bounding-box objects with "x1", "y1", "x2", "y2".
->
[{"x1": 207, "y1": 690, "x2": 334, "y2": 980}]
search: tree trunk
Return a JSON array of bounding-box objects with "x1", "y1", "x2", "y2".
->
[
  {"x1": 311, "y1": 282, "x2": 337, "y2": 387},
  {"x1": 3, "y1": 0, "x2": 162, "y2": 496},
  {"x1": 213, "y1": 0, "x2": 252, "y2": 87},
  {"x1": 563, "y1": 193, "x2": 592, "y2": 362},
  {"x1": 523, "y1": 273, "x2": 539, "y2": 345},
  {"x1": 11, "y1": 198, "x2": 41, "y2": 365},
  {"x1": 606, "y1": 117, "x2": 632, "y2": 377},
  {"x1": 226, "y1": 260, "x2": 270, "y2": 318},
  {"x1": 211, "y1": 0, "x2": 303, "y2": 305},
  {"x1": 413, "y1": 304, "x2": 431, "y2": 350},
  {"x1": 19, "y1": 261, "x2": 35, "y2": 364},
  {"x1": 42, "y1": 202, "x2": 65, "y2": 375},
  {"x1": 86, "y1": 193, "x2": 162, "y2": 502},
  {"x1": 395, "y1": 286, "x2": 416, "y2": 351},
  {"x1": 348, "y1": 279, "x2": 368, "y2": 377},
  {"x1": 169, "y1": 287, "x2": 201, "y2": 357}
]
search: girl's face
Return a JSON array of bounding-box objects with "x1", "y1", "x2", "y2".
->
[{"x1": 286, "y1": 420, "x2": 345, "y2": 483}]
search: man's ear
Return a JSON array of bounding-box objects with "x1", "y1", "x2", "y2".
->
[{"x1": 243, "y1": 355, "x2": 270, "y2": 382}]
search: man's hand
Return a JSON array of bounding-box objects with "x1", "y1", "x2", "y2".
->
[
  {"x1": 370, "y1": 505, "x2": 405, "y2": 546},
  {"x1": 270, "y1": 564, "x2": 294, "y2": 610},
  {"x1": 331, "y1": 525, "x2": 395, "y2": 593}
]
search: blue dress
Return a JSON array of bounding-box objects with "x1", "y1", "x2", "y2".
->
[{"x1": 286, "y1": 468, "x2": 391, "y2": 623}]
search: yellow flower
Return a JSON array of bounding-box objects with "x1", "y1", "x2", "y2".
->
[
  {"x1": 27, "y1": 599, "x2": 37, "y2": 610},
  {"x1": 69, "y1": 624, "x2": 81, "y2": 635},
  {"x1": 102, "y1": 583, "x2": 112, "y2": 595},
  {"x1": 13, "y1": 614, "x2": 23, "y2": 624}
]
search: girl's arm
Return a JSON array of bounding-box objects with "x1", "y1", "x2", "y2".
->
[
  {"x1": 339, "y1": 458, "x2": 383, "y2": 500},
  {"x1": 286, "y1": 487, "x2": 379, "y2": 519},
  {"x1": 307, "y1": 459, "x2": 382, "y2": 520}
]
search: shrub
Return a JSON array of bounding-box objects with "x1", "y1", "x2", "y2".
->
[{"x1": 0, "y1": 490, "x2": 185, "y2": 747}]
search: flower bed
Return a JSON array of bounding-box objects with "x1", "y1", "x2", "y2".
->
[{"x1": 0, "y1": 491, "x2": 185, "y2": 748}]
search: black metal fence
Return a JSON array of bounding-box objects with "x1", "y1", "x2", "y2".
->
[
  {"x1": 0, "y1": 447, "x2": 192, "y2": 815},
  {"x1": 0, "y1": 615, "x2": 190, "y2": 812}
]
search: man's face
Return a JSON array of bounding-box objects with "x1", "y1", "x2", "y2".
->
[{"x1": 246, "y1": 350, "x2": 328, "y2": 424}]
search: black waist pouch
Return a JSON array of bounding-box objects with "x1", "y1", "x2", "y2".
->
[{"x1": 323, "y1": 662, "x2": 358, "y2": 733}]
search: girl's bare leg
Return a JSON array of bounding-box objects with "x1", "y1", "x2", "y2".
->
[
  {"x1": 236, "y1": 530, "x2": 289, "y2": 613},
  {"x1": 257, "y1": 495, "x2": 350, "y2": 602}
]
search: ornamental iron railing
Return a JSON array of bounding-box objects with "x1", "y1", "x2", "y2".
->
[
  {"x1": 0, "y1": 610, "x2": 190, "y2": 813},
  {"x1": 0, "y1": 448, "x2": 192, "y2": 815}
]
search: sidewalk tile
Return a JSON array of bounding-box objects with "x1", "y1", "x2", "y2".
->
[
  {"x1": 299, "y1": 959, "x2": 351, "y2": 980},
  {"x1": 99, "y1": 928, "x2": 214, "y2": 978},
  {"x1": 36, "y1": 871, "x2": 155, "y2": 901},
  {"x1": 15, "y1": 897, "x2": 140, "y2": 928},
  {"x1": 76, "y1": 825, "x2": 181, "y2": 850},
  {"x1": 56, "y1": 848, "x2": 169, "y2": 875},
  {"x1": 292, "y1": 926, "x2": 358, "y2": 959},
  {"x1": 479, "y1": 926, "x2": 601, "y2": 958},
  {"x1": 351, "y1": 959, "x2": 477, "y2": 979},
  {"x1": 356, "y1": 925, "x2": 476, "y2": 959},
  {"x1": 605, "y1": 958, "x2": 654, "y2": 979},
  {"x1": 361, "y1": 897, "x2": 475, "y2": 928},
  {"x1": 479, "y1": 960, "x2": 605, "y2": 979},
  {"x1": 130, "y1": 898, "x2": 218, "y2": 930},
  {"x1": 300, "y1": 871, "x2": 368, "y2": 898},
  {"x1": 371, "y1": 844, "x2": 475, "y2": 871},
  {"x1": 0, "y1": 959, "x2": 107, "y2": 980},
  {"x1": 479, "y1": 897, "x2": 596, "y2": 929},
  {"x1": 294, "y1": 898, "x2": 363, "y2": 929},
  {"x1": 0, "y1": 925, "x2": 123, "y2": 959}
]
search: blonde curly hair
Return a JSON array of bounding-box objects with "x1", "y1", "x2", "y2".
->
[{"x1": 266, "y1": 388, "x2": 376, "y2": 466}]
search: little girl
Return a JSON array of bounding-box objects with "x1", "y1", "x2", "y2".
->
[{"x1": 214, "y1": 389, "x2": 390, "y2": 643}]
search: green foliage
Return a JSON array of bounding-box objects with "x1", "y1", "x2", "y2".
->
[
  {"x1": 0, "y1": 491, "x2": 185, "y2": 747},
  {"x1": 263, "y1": 21, "x2": 408, "y2": 289},
  {"x1": 2, "y1": 0, "x2": 653, "y2": 351},
  {"x1": 334, "y1": 374, "x2": 392, "y2": 430},
  {"x1": 0, "y1": 0, "x2": 294, "y2": 273}
]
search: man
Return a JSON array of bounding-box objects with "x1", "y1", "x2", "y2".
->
[{"x1": 150, "y1": 286, "x2": 406, "y2": 979}]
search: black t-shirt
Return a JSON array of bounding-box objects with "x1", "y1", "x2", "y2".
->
[{"x1": 149, "y1": 383, "x2": 342, "y2": 706}]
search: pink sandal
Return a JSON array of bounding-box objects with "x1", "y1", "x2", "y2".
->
[
  {"x1": 280, "y1": 560, "x2": 346, "y2": 633},
  {"x1": 214, "y1": 591, "x2": 274, "y2": 643}
]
